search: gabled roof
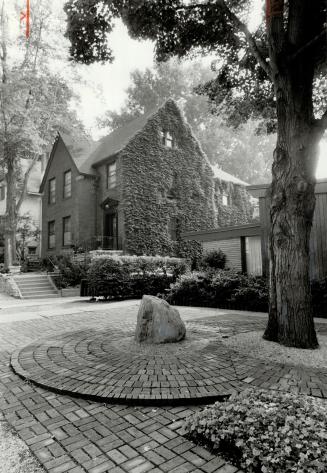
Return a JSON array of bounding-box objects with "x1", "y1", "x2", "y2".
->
[
  {"x1": 211, "y1": 165, "x2": 249, "y2": 186},
  {"x1": 78, "y1": 106, "x2": 158, "y2": 173},
  {"x1": 59, "y1": 132, "x2": 96, "y2": 174}
]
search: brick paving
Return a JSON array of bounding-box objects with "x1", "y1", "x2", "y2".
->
[
  {"x1": 1, "y1": 301, "x2": 327, "y2": 472},
  {"x1": 10, "y1": 311, "x2": 327, "y2": 404}
]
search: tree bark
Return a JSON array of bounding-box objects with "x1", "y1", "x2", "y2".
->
[
  {"x1": 263, "y1": 73, "x2": 320, "y2": 348},
  {"x1": 4, "y1": 157, "x2": 18, "y2": 268}
]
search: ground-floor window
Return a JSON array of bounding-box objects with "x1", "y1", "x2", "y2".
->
[
  {"x1": 63, "y1": 216, "x2": 71, "y2": 246},
  {"x1": 48, "y1": 221, "x2": 55, "y2": 249}
]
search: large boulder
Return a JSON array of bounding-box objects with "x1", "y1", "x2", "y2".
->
[{"x1": 135, "y1": 295, "x2": 186, "y2": 344}]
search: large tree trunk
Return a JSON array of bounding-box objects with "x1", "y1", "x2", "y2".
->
[
  {"x1": 263, "y1": 71, "x2": 320, "y2": 348},
  {"x1": 4, "y1": 158, "x2": 18, "y2": 268}
]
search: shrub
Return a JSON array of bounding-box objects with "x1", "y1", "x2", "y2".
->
[
  {"x1": 228, "y1": 276, "x2": 269, "y2": 312},
  {"x1": 185, "y1": 389, "x2": 327, "y2": 473},
  {"x1": 42, "y1": 255, "x2": 91, "y2": 289},
  {"x1": 201, "y1": 249, "x2": 226, "y2": 270},
  {"x1": 165, "y1": 269, "x2": 268, "y2": 311},
  {"x1": 87, "y1": 255, "x2": 187, "y2": 299}
]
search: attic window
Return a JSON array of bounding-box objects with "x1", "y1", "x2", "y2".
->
[
  {"x1": 222, "y1": 194, "x2": 232, "y2": 206},
  {"x1": 161, "y1": 130, "x2": 175, "y2": 148}
]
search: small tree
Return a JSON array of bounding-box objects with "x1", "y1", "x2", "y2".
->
[{"x1": 16, "y1": 214, "x2": 40, "y2": 261}]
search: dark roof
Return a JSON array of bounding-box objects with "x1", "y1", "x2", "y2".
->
[{"x1": 78, "y1": 106, "x2": 159, "y2": 174}]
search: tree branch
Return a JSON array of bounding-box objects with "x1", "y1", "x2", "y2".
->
[
  {"x1": 177, "y1": 1, "x2": 272, "y2": 80},
  {"x1": 220, "y1": 2, "x2": 272, "y2": 79}
]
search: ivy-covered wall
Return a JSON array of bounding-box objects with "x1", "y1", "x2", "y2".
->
[
  {"x1": 120, "y1": 100, "x2": 217, "y2": 256},
  {"x1": 214, "y1": 178, "x2": 254, "y2": 227}
]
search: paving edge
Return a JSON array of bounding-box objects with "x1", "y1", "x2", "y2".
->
[{"x1": 10, "y1": 349, "x2": 232, "y2": 406}]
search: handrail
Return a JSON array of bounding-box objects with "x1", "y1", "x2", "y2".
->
[{"x1": 46, "y1": 256, "x2": 62, "y2": 296}]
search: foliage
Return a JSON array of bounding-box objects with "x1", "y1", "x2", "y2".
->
[
  {"x1": 42, "y1": 254, "x2": 91, "y2": 289},
  {"x1": 87, "y1": 254, "x2": 188, "y2": 299},
  {"x1": 16, "y1": 214, "x2": 40, "y2": 261},
  {"x1": 120, "y1": 100, "x2": 218, "y2": 256},
  {"x1": 90, "y1": 253, "x2": 188, "y2": 277},
  {"x1": 165, "y1": 270, "x2": 268, "y2": 312},
  {"x1": 201, "y1": 249, "x2": 226, "y2": 270},
  {"x1": 99, "y1": 60, "x2": 273, "y2": 183},
  {"x1": 185, "y1": 388, "x2": 327, "y2": 473},
  {"x1": 0, "y1": 1, "x2": 90, "y2": 267}
]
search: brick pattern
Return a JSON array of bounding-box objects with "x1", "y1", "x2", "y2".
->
[
  {"x1": 11, "y1": 316, "x2": 327, "y2": 404},
  {"x1": 1, "y1": 305, "x2": 327, "y2": 472}
]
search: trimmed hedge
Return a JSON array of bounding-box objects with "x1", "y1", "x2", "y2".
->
[
  {"x1": 87, "y1": 255, "x2": 187, "y2": 299},
  {"x1": 185, "y1": 389, "x2": 327, "y2": 473}
]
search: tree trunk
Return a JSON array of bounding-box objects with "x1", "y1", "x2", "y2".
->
[
  {"x1": 263, "y1": 74, "x2": 320, "y2": 348},
  {"x1": 4, "y1": 158, "x2": 17, "y2": 268}
]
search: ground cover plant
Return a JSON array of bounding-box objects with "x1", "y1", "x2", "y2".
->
[{"x1": 185, "y1": 389, "x2": 327, "y2": 473}]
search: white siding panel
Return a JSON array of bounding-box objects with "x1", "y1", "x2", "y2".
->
[{"x1": 203, "y1": 238, "x2": 242, "y2": 271}]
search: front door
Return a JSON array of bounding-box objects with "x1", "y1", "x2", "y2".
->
[{"x1": 104, "y1": 212, "x2": 118, "y2": 249}]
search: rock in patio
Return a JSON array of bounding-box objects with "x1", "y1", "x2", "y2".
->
[{"x1": 135, "y1": 295, "x2": 186, "y2": 344}]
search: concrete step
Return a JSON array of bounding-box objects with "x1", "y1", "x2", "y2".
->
[
  {"x1": 18, "y1": 282, "x2": 54, "y2": 288},
  {"x1": 14, "y1": 274, "x2": 59, "y2": 299}
]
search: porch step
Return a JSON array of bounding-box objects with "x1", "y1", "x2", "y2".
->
[{"x1": 14, "y1": 274, "x2": 60, "y2": 299}]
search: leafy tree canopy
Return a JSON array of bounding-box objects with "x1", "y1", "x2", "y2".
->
[
  {"x1": 99, "y1": 59, "x2": 273, "y2": 182},
  {"x1": 65, "y1": 0, "x2": 327, "y2": 131}
]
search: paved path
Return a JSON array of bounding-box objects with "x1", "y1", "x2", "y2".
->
[{"x1": 0, "y1": 298, "x2": 326, "y2": 473}]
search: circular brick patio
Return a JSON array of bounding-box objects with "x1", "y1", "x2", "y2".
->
[{"x1": 11, "y1": 327, "x2": 243, "y2": 405}]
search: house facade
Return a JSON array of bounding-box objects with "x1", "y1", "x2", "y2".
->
[{"x1": 40, "y1": 100, "x2": 254, "y2": 258}]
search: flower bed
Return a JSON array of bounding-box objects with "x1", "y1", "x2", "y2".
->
[{"x1": 185, "y1": 389, "x2": 327, "y2": 473}]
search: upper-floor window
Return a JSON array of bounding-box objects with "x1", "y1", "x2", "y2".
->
[
  {"x1": 107, "y1": 162, "x2": 117, "y2": 189},
  {"x1": 63, "y1": 170, "x2": 72, "y2": 199},
  {"x1": 48, "y1": 220, "x2": 55, "y2": 249},
  {"x1": 0, "y1": 185, "x2": 5, "y2": 201},
  {"x1": 222, "y1": 194, "x2": 232, "y2": 206},
  {"x1": 62, "y1": 216, "x2": 72, "y2": 246},
  {"x1": 48, "y1": 178, "x2": 56, "y2": 204},
  {"x1": 161, "y1": 130, "x2": 175, "y2": 148}
]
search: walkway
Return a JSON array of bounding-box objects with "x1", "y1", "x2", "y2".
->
[{"x1": 0, "y1": 298, "x2": 326, "y2": 473}]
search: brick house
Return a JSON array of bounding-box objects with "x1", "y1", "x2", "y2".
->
[{"x1": 40, "y1": 100, "x2": 253, "y2": 258}]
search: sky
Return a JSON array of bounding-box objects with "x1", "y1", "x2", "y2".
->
[{"x1": 6, "y1": 0, "x2": 327, "y2": 178}]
